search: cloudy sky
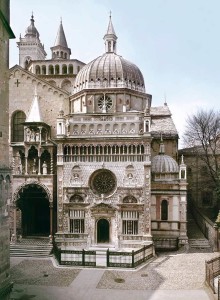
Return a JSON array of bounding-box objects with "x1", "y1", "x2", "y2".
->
[{"x1": 9, "y1": 0, "x2": 220, "y2": 147}]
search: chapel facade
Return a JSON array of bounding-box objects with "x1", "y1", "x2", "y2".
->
[{"x1": 9, "y1": 14, "x2": 188, "y2": 252}]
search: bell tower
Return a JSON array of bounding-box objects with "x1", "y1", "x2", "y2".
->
[{"x1": 17, "y1": 14, "x2": 47, "y2": 68}]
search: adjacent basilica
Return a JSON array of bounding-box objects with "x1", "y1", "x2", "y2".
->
[{"x1": 9, "y1": 14, "x2": 188, "y2": 254}]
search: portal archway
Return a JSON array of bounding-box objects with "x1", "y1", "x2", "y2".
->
[
  {"x1": 97, "y1": 219, "x2": 109, "y2": 243},
  {"x1": 16, "y1": 184, "x2": 50, "y2": 237}
]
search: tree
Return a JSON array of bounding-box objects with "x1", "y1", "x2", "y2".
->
[{"x1": 183, "y1": 108, "x2": 220, "y2": 202}]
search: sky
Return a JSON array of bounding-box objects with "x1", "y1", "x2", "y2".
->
[{"x1": 9, "y1": 0, "x2": 220, "y2": 147}]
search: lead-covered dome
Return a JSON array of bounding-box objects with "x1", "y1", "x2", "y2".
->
[
  {"x1": 25, "y1": 14, "x2": 39, "y2": 38},
  {"x1": 74, "y1": 53, "x2": 145, "y2": 93},
  {"x1": 73, "y1": 15, "x2": 145, "y2": 94},
  {"x1": 151, "y1": 139, "x2": 179, "y2": 174},
  {"x1": 152, "y1": 154, "x2": 179, "y2": 174}
]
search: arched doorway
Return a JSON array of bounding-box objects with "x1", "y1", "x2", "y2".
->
[
  {"x1": 97, "y1": 219, "x2": 109, "y2": 243},
  {"x1": 16, "y1": 184, "x2": 50, "y2": 237}
]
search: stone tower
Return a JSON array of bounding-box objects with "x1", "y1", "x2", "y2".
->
[{"x1": 17, "y1": 14, "x2": 46, "y2": 68}]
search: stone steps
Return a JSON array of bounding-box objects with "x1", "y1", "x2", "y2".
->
[
  {"x1": 10, "y1": 240, "x2": 53, "y2": 257},
  {"x1": 188, "y1": 238, "x2": 211, "y2": 249}
]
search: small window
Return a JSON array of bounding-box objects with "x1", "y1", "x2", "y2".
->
[
  {"x1": 161, "y1": 200, "x2": 168, "y2": 220},
  {"x1": 69, "y1": 210, "x2": 85, "y2": 233},
  {"x1": 122, "y1": 211, "x2": 138, "y2": 235},
  {"x1": 12, "y1": 111, "x2": 26, "y2": 142}
]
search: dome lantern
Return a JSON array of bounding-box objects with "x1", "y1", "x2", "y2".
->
[
  {"x1": 25, "y1": 13, "x2": 39, "y2": 38},
  {"x1": 103, "y1": 13, "x2": 117, "y2": 54}
]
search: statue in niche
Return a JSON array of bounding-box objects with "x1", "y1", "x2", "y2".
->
[
  {"x1": 70, "y1": 166, "x2": 81, "y2": 185},
  {"x1": 64, "y1": 191, "x2": 69, "y2": 203},
  {"x1": 26, "y1": 128, "x2": 31, "y2": 142},
  {"x1": 127, "y1": 173, "x2": 133, "y2": 179},
  {"x1": 30, "y1": 130, "x2": 35, "y2": 142},
  {"x1": 32, "y1": 158, "x2": 37, "y2": 174},
  {"x1": 35, "y1": 132, "x2": 40, "y2": 142},
  {"x1": 16, "y1": 152, "x2": 23, "y2": 174},
  {"x1": 42, "y1": 161, "x2": 47, "y2": 175}
]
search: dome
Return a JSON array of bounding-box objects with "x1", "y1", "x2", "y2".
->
[
  {"x1": 152, "y1": 154, "x2": 179, "y2": 174},
  {"x1": 73, "y1": 16, "x2": 145, "y2": 94},
  {"x1": 25, "y1": 15, "x2": 39, "y2": 38},
  {"x1": 74, "y1": 53, "x2": 145, "y2": 93}
]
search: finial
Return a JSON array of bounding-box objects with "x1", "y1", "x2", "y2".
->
[
  {"x1": 31, "y1": 11, "x2": 34, "y2": 20},
  {"x1": 164, "y1": 92, "x2": 167, "y2": 106},
  {"x1": 181, "y1": 154, "x2": 184, "y2": 164},
  {"x1": 60, "y1": 17, "x2": 62, "y2": 23},
  {"x1": 159, "y1": 133, "x2": 165, "y2": 154},
  {"x1": 109, "y1": 10, "x2": 112, "y2": 18}
]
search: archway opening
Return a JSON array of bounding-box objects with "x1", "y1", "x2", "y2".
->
[
  {"x1": 16, "y1": 184, "x2": 50, "y2": 237},
  {"x1": 97, "y1": 219, "x2": 109, "y2": 243}
]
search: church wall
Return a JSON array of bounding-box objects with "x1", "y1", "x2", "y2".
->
[
  {"x1": 151, "y1": 138, "x2": 178, "y2": 160},
  {"x1": 0, "y1": 0, "x2": 14, "y2": 297},
  {"x1": 55, "y1": 160, "x2": 150, "y2": 249},
  {"x1": 9, "y1": 68, "x2": 69, "y2": 138}
]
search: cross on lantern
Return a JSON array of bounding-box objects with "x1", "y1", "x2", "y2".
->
[{"x1": 15, "y1": 79, "x2": 20, "y2": 87}]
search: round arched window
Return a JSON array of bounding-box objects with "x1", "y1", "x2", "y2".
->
[{"x1": 90, "y1": 169, "x2": 116, "y2": 196}]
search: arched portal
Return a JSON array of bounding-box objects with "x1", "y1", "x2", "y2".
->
[
  {"x1": 16, "y1": 184, "x2": 50, "y2": 237},
  {"x1": 97, "y1": 219, "x2": 109, "y2": 243}
]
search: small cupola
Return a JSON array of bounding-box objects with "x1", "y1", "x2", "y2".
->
[
  {"x1": 25, "y1": 14, "x2": 40, "y2": 38},
  {"x1": 103, "y1": 13, "x2": 117, "y2": 53},
  {"x1": 151, "y1": 137, "x2": 179, "y2": 181}
]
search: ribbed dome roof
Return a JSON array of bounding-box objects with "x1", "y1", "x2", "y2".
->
[
  {"x1": 152, "y1": 139, "x2": 179, "y2": 174},
  {"x1": 74, "y1": 53, "x2": 145, "y2": 93},
  {"x1": 73, "y1": 15, "x2": 145, "y2": 94},
  {"x1": 25, "y1": 14, "x2": 39, "y2": 38},
  {"x1": 152, "y1": 154, "x2": 179, "y2": 174}
]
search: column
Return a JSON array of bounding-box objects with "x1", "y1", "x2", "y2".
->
[
  {"x1": 25, "y1": 156, "x2": 28, "y2": 175},
  {"x1": 13, "y1": 206, "x2": 17, "y2": 242},
  {"x1": 49, "y1": 202, "x2": 53, "y2": 237},
  {"x1": 38, "y1": 157, "x2": 41, "y2": 175}
]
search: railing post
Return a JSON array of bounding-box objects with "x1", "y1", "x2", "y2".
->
[
  {"x1": 132, "y1": 250, "x2": 134, "y2": 268},
  {"x1": 82, "y1": 249, "x2": 85, "y2": 266},
  {"x1": 107, "y1": 248, "x2": 109, "y2": 267}
]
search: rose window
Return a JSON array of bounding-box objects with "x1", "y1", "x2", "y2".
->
[
  {"x1": 90, "y1": 169, "x2": 116, "y2": 195},
  {"x1": 98, "y1": 95, "x2": 112, "y2": 111}
]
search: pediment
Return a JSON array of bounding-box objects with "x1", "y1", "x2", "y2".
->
[
  {"x1": 9, "y1": 64, "x2": 69, "y2": 96},
  {"x1": 91, "y1": 202, "x2": 116, "y2": 212}
]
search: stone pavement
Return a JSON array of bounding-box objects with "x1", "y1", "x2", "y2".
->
[
  {"x1": 10, "y1": 213, "x2": 218, "y2": 300},
  {"x1": 10, "y1": 249, "x2": 217, "y2": 300}
]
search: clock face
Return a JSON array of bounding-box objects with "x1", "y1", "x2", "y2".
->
[{"x1": 98, "y1": 95, "x2": 113, "y2": 111}]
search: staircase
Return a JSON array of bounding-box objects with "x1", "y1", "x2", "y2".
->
[
  {"x1": 188, "y1": 238, "x2": 212, "y2": 251},
  {"x1": 187, "y1": 211, "x2": 213, "y2": 252},
  {"x1": 10, "y1": 237, "x2": 53, "y2": 257}
]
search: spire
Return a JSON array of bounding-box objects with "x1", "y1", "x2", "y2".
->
[
  {"x1": 54, "y1": 20, "x2": 68, "y2": 48},
  {"x1": 104, "y1": 13, "x2": 117, "y2": 53},
  {"x1": 106, "y1": 11, "x2": 116, "y2": 36},
  {"x1": 159, "y1": 134, "x2": 165, "y2": 155},
  {"x1": 26, "y1": 88, "x2": 42, "y2": 122},
  {"x1": 51, "y1": 20, "x2": 71, "y2": 59}
]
